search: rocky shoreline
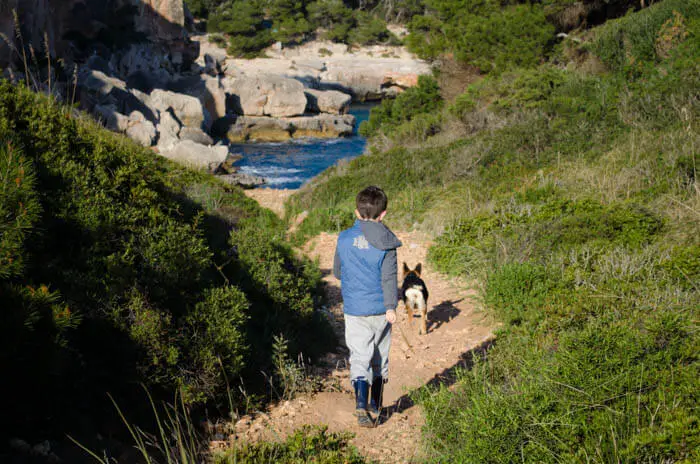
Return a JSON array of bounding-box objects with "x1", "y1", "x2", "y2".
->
[{"x1": 1, "y1": 0, "x2": 431, "y2": 183}]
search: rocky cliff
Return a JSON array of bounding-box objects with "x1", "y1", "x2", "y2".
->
[{"x1": 0, "y1": 0, "x2": 197, "y2": 72}]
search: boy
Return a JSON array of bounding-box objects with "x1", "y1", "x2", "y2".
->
[{"x1": 333, "y1": 186, "x2": 402, "y2": 427}]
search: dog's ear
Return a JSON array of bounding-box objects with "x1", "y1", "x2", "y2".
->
[
  {"x1": 403, "y1": 262, "x2": 410, "y2": 277},
  {"x1": 415, "y1": 263, "x2": 422, "y2": 276}
]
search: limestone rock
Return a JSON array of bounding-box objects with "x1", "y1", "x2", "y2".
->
[
  {"x1": 126, "y1": 111, "x2": 157, "y2": 147},
  {"x1": 305, "y1": 89, "x2": 351, "y2": 114},
  {"x1": 227, "y1": 75, "x2": 307, "y2": 117},
  {"x1": 94, "y1": 104, "x2": 129, "y2": 132},
  {"x1": 227, "y1": 117, "x2": 292, "y2": 143},
  {"x1": 170, "y1": 75, "x2": 227, "y2": 122},
  {"x1": 227, "y1": 114, "x2": 355, "y2": 142},
  {"x1": 115, "y1": 44, "x2": 174, "y2": 91},
  {"x1": 285, "y1": 114, "x2": 355, "y2": 138},
  {"x1": 320, "y1": 59, "x2": 431, "y2": 101},
  {"x1": 218, "y1": 173, "x2": 266, "y2": 188},
  {"x1": 159, "y1": 140, "x2": 228, "y2": 172},
  {"x1": 79, "y1": 69, "x2": 128, "y2": 110},
  {"x1": 156, "y1": 110, "x2": 182, "y2": 152},
  {"x1": 150, "y1": 89, "x2": 210, "y2": 131},
  {"x1": 135, "y1": 0, "x2": 187, "y2": 43},
  {"x1": 179, "y1": 127, "x2": 214, "y2": 146}
]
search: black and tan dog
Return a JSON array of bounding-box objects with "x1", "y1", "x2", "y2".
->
[{"x1": 401, "y1": 263, "x2": 430, "y2": 335}]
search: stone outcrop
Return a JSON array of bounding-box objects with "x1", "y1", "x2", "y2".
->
[
  {"x1": 93, "y1": 105, "x2": 156, "y2": 147},
  {"x1": 219, "y1": 173, "x2": 266, "y2": 188},
  {"x1": 227, "y1": 114, "x2": 355, "y2": 142},
  {"x1": 320, "y1": 59, "x2": 430, "y2": 101},
  {"x1": 156, "y1": 110, "x2": 182, "y2": 152},
  {"x1": 225, "y1": 75, "x2": 308, "y2": 118},
  {"x1": 1, "y1": 0, "x2": 197, "y2": 72},
  {"x1": 216, "y1": 35, "x2": 433, "y2": 102},
  {"x1": 150, "y1": 89, "x2": 210, "y2": 131},
  {"x1": 125, "y1": 111, "x2": 158, "y2": 147},
  {"x1": 159, "y1": 140, "x2": 228, "y2": 172},
  {"x1": 305, "y1": 89, "x2": 351, "y2": 114},
  {"x1": 179, "y1": 126, "x2": 214, "y2": 146}
]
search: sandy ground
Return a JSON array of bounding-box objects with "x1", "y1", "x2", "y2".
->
[{"x1": 226, "y1": 189, "x2": 495, "y2": 463}]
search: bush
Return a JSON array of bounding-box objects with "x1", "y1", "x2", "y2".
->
[
  {"x1": 406, "y1": 0, "x2": 554, "y2": 72},
  {"x1": 359, "y1": 75, "x2": 443, "y2": 138},
  {"x1": 214, "y1": 426, "x2": 368, "y2": 463},
  {"x1": 592, "y1": 0, "x2": 700, "y2": 75},
  {"x1": 0, "y1": 82, "x2": 334, "y2": 442}
]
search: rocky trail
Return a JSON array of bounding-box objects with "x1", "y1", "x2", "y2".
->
[{"x1": 228, "y1": 189, "x2": 494, "y2": 463}]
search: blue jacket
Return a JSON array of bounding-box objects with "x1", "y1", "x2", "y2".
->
[{"x1": 333, "y1": 219, "x2": 402, "y2": 316}]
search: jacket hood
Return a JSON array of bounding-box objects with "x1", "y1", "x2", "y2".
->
[{"x1": 357, "y1": 219, "x2": 402, "y2": 250}]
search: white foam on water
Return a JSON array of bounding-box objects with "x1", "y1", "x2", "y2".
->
[
  {"x1": 239, "y1": 166, "x2": 303, "y2": 176},
  {"x1": 265, "y1": 176, "x2": 306, "y2": 186}
]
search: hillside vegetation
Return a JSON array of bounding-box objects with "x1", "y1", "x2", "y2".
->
[
  {"x1": 0, "y1": 81, "x2": 334, "y2": 445},
  {"x1": 191, "y1": 0, "x2": 630, "y2": 60},
  {"x1": 288, "y1": 0, "x2": 699, "y2": 461}
]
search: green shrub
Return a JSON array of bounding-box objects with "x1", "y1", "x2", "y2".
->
[
  {"x1": 0, "y1": 141, "x2": 40, "y2": 279},
  {"x1": 215, "y1": 426, "x2": 368, "y2": 463},
  {"x1": 406, "y1": 0, "x2": 554, "y2": 72},
  {"x1": 359, "y1": 75, "x2": 442, "y2": 138},
  {"x1": 0, "y1": 82, "x2": 333, "y2": 442},
  {"x1": 209, "y1": 0, "x2": 273, "y2": 57},
  {"x1": 592, "y1": 0, "x2": 700, "y2": 74}
]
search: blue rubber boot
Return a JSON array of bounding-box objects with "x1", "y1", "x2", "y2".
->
[
  {"x1": 352, "y1": 379, "x2": 374, "y2": 428},
  {"x1": 369, "y1": 376, "x2": 384, "y2": 417}
]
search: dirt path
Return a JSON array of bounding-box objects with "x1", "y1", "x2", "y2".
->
[{"x1": 232, "y1": 189, "x2": 494, "y2": 463}]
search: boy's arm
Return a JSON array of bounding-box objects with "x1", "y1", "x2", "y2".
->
[
  {"x1": 381, "y1": 249, "x2": 398, "y2": 310},
  {"x1": 333, "y1": 245, "x2": 341, "y2": 279}
]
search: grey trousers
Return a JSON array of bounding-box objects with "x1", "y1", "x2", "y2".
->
[{"x1": 344, "y1": 313, "x2": 392, "y2": 383}]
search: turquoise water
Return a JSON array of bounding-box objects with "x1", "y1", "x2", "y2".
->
[{"x1": 231, "y1": 104, "x2": 373, "y2": 189}]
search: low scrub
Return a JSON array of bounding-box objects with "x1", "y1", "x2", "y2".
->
[
  {"x1": 214, "y1": 426, "x2": 369, "y2": 463},
  {"x1": 289, "y1": 2, "x2": 699, "y2": 461},
  {"x1": 0, "y1": 81, "x2": 334, "y2": 443}
]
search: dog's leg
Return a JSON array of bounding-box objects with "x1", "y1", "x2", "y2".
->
[
  {"x1": 405, "y1": 302, "x2": 414, "y2": 331},
  {"x1": 420, "y1": 305, "x2": 428, "y2": 335}
]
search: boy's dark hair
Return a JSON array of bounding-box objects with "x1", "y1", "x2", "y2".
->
[{"x1": 356, "y1": 186, "x2": 388, "y2": 219}]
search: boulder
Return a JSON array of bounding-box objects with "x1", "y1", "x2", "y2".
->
[
  {"x1": 285, "y1": 114, "x2": 355, "y2": 138},
  {"x1": 179, "y1": 127, "x2": 214, "y2": 146},
  {"x1": 172, "y1": 75, "x2": 227, "y2": 121},
  {"x1": 78, "y1": 69, "x2": 128, "y2": 110},
  {"x1": 113, "y1": 44, "x2": 174, "y2": 90},
  {"x1": 156, "y1": 110, "x2": 182, "y2": 152},
  {"x1": 305, "y1": 89, "x2": 351, "y2": 114},
  {"x1": 218, "y1": 173, "x2": 266, "y2": 188},
  {"x1": 227, "y1": 74, "x2": 307, "y2": 117},
  {"x1": 159, "y1": 140, "x2": 228, "y2": 172},
  {"x1": 227, "y1": 114, "x2": 355, "y2": 142},
  {"x1": 126, "y1": 111, "x2": 157, "y2": 147},
  {"x1": 93, "y1": 106, "x2": 156, "y2": 147},
  {"x1": 135, "y1": 0, "x2": 187, "y2": 43},
  {"x1": 227, "y1": 116, "x2": 292, "y2": 143},
  {"x1": 93, "y1": 104, "x2": 130, "y2": 132},
  {"x1": 150, "y1": 89, "x2": 210, "y2": 131}
]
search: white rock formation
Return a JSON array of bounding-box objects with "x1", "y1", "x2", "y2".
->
[
  {"x1": 305, "y1": 89, "x2": 351, "y2": 114},
  {"x1": 150, "y1": 89, "x2": 210, "y2": 131},
  {"x1": 125, "y1": 111, "x2": 157, "y2": 147},
  {"x1": 226, "y1": 74, "x2": 308, "y2": 118},
  {"x1": 156, "y1": 110, "x2": 182, "y2": 152},
  {"x1": 160, "y1": 140, "x2": 228, "y2": 172},
  {"x1": 227, "y1": 114, "x2": 355, "y2": 142}
]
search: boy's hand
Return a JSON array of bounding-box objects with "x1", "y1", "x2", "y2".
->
[{"x1": 385, "y1": 309, "x2": 396, "y2": 324}]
